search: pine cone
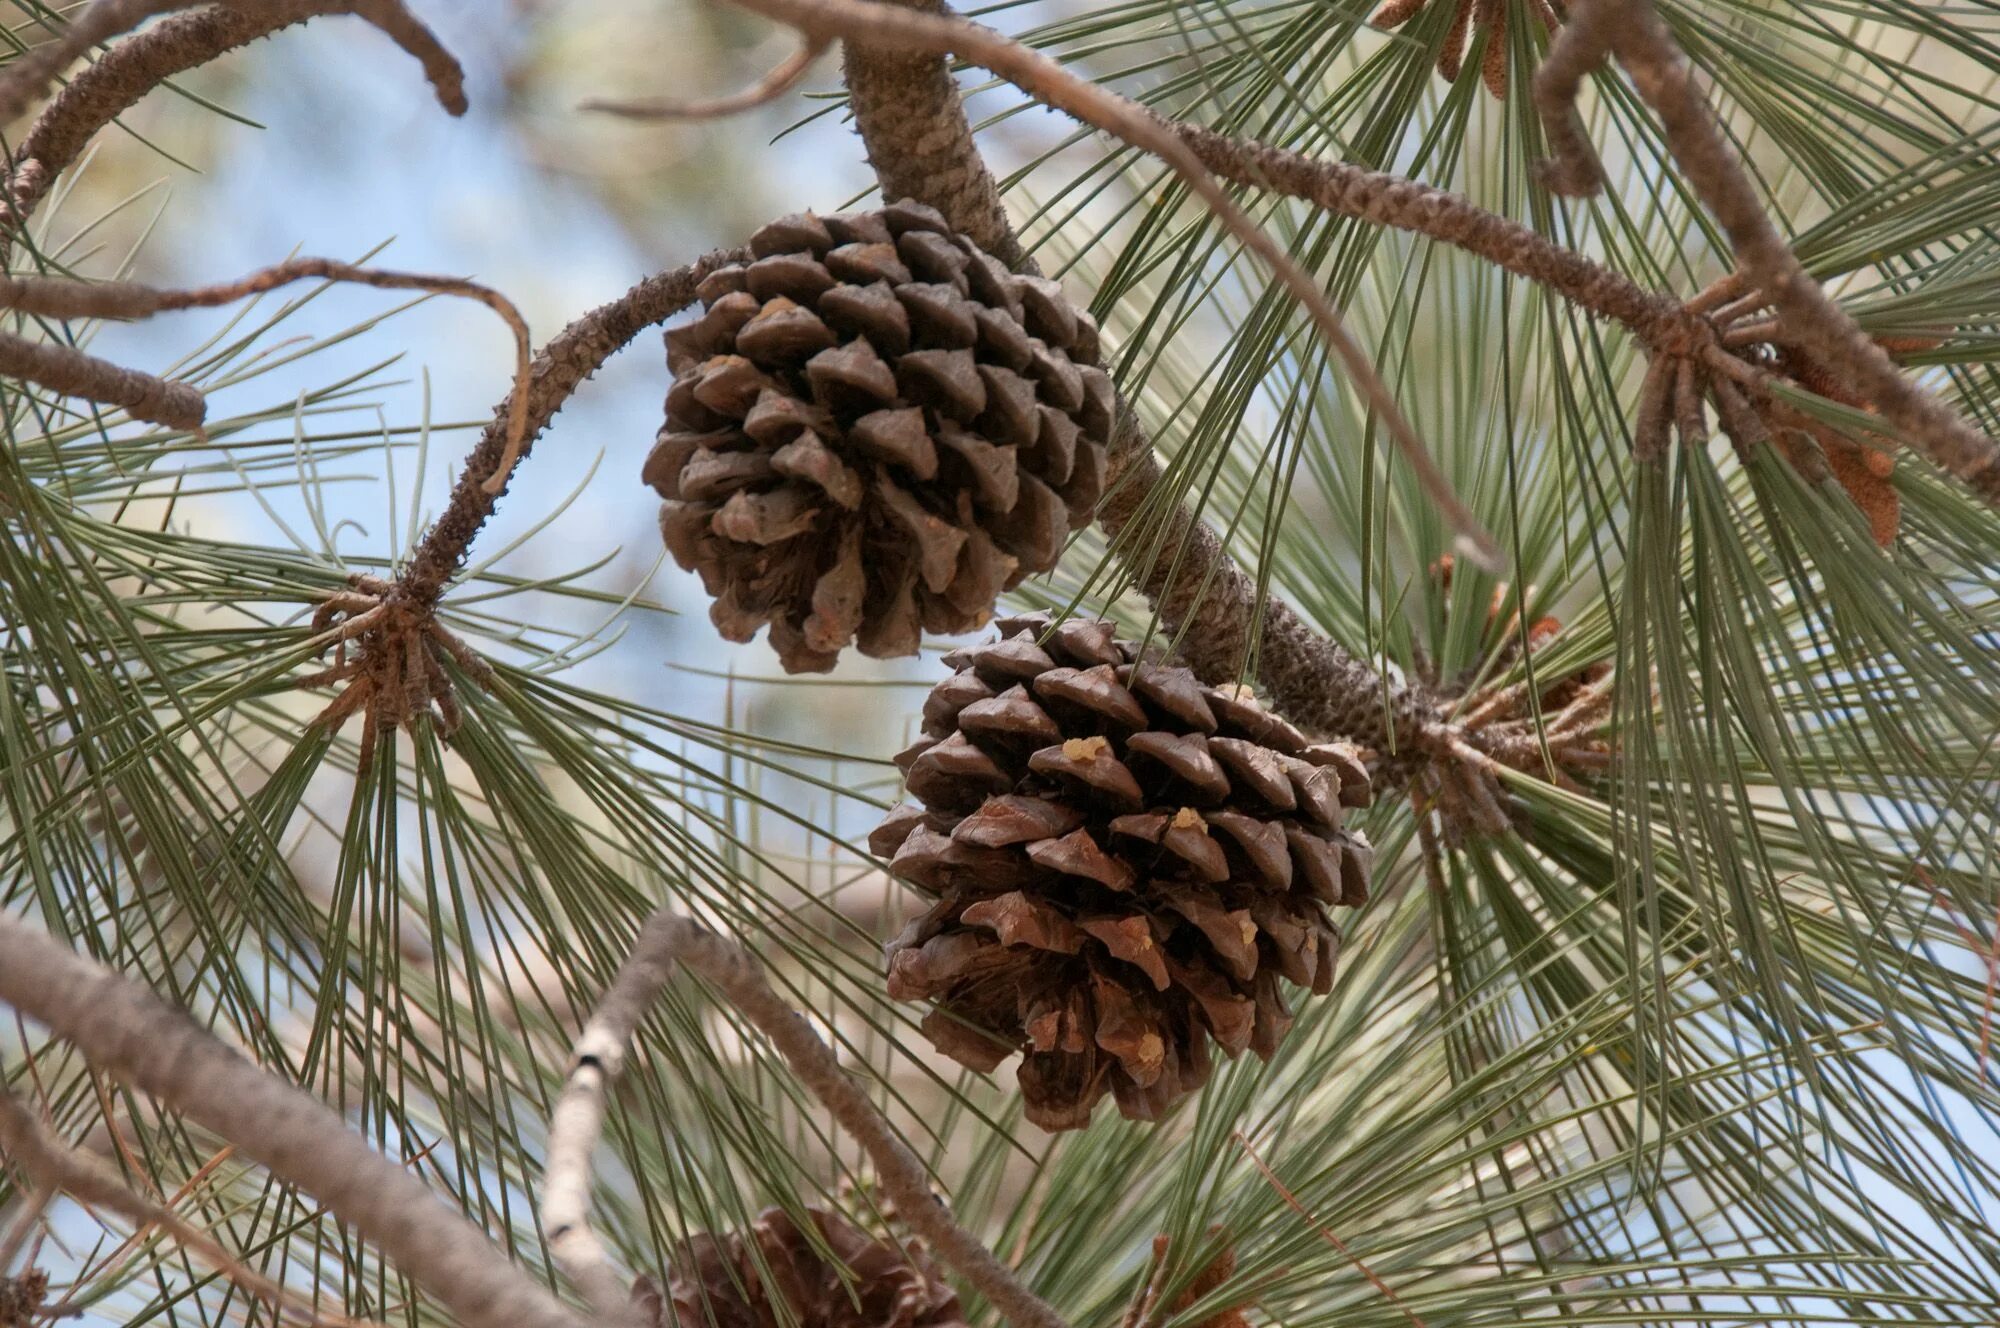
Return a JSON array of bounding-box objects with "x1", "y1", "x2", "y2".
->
[
  {"x1": 636, "y1": 1206, "x2": 966, "y2": 1328},
  {"x1": 648, "y1": 204, "x2": 1114, "y2": 672},
  {"x1": 873, "y1": 614, "x2": 1374, "y2": 1131},
  {"x1": 0, "y1": 1271, "x2": 47, "y2": 1328}
]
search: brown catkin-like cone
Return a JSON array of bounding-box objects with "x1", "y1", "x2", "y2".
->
[
  {"x1": 648, "y1": 204, "x2": 1114, "y2": 672},
  {"x1": 1, "y1": 1272, "x2": 48, "y2": 1328},
  {"x1": 633, "y1": 1206, "x2": 967, "y2": 1328},
  {"x1": 873, "y1": 613, "x2": 1375, "y2": 1131}
]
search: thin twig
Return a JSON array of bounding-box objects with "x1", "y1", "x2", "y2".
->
[
  {"x1": 1233, "y1": 1132, "x2": 1430, "y2": 1328},
  {"x1": 724, "y1": 0, "x2": 1505, "y2": 571},
  {"x1": 0, "y1": 912, "x2": 583, "y2": 1328},
  {"x1": 396, "y1": 247, "x2": 748, "y2": 606},
  {"x1": 582, "y1": 37, "x2": 828, "y2": 120},
  {"x1": 0, "y1": 1092, "x2": 382, "y2": 1328},
  {"x1": 1530, "y1": 0, "x2": 1620, "y2": 197},
  {"x1": 1549, "y1": 0, "x2": 2000, "y2": 502},
  {"x1": 1, "y1": 260, "x2": 531, "y2": 478},
  {"x1": 547, "y1": 912, "x2": 1072, "y2": 1328},
  {"x1": 1168, "y1": 121, "x2": 1689, "y2": 346},
  {"x1": 3, "y1": 0, "x2": 464, "y2": 225}
]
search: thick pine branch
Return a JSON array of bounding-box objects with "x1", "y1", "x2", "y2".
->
[
  {"x1": 828, "y1": 0, "x2": 1455, "y2": 760},
  {"x1": 0, "y1": 912, "x2": 583, "y2": 1328}
]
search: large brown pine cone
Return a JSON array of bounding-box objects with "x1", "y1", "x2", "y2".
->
[
  {"x1": 648, "y1": 204, "x2": 1114, "y2": 672},
  {"x1": 873, "y1": 613, "x2": 1374, "y2": 1131},
  {"x1": 635, "y1": 1206, "x2": 966, "y2": 1328}
]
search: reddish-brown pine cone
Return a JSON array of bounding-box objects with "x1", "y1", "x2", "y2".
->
[
  {"x1": 873, "y1": 613, "x2": 1375, "y2": 1131},
  {"x1": 647, "y1": 203, "x2": 1114, "y2": 672},
  {"x1": 633, "y1": 1206, "x2": 967, "y2": 1328}
]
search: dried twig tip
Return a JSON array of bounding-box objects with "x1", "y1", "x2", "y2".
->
[{"x1": 583, "y1": 37, "x2": 829, "y2": 120}]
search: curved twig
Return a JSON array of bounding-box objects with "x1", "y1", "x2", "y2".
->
[
  {"x1": 3, "y1": 0, "x2": 464, "y2": 226},
  {"x1": 1530, "y1": 0, "x2": 1619, "y2": 197},
  {"x1": 542, "y1": 911, "x2": 1072, "y2": 1328},
  {"x1": 396, "y1": 247, "x2": 750, "y2": 605},
  {"x1": 1, "y1": 259, "x2": 531, "y2": 476},
  {"x1": 582, "y1": 37, "x2": 829, "y2": 121},
  {"x1": 0, "y1": 912, "x2": 583, "y2": 1328}
]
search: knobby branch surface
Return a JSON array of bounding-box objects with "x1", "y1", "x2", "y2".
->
[
  {"x1": 542, "y1": 912, "x2": 1073, "y2": 1328},
  {"x1": 731, "y1": 0, "x2": 1505, "y2": 572},
  {"x1": 0, "y1": 912, "x2": 583, "y2": 1328},
  {"x1": 1538, "y1": 0, "x2": 2000, "y2": 502},
  {"x1": 396, "y1": 247, "x2": 750, "y2": 605},
  {"x1": 2, "y1": 0, "x2": 465, "y2": 226},
  {"x1": 0, "y1": 259, "x2": 530, "y2": 456},
  {"x1": 840, "y1": 0, "x2": 1024, "y2": 268}
]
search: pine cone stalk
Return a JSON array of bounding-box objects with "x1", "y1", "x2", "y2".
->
[{"x1": 874, "y1": 614, "x2": 1374, "y2": 1131}]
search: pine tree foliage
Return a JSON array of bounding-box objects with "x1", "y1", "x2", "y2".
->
[{"x1": 4, "y1": 2, "x2": 2000, "y2": 1327}]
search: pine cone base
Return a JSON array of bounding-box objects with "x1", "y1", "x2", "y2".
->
[
  {"x1": 638, "y1": 1207, "x2": 966, "y2": 1328},
  {"x1": 649, "y1": 204, "x2": 1114, "y2": 672},
  {"x1": 874, "y1": 614, "x2": 1374, "y2": 1131}
]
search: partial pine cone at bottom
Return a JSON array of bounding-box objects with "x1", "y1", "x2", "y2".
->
[
  {"x1": 873, "y1": 613, "x2": 1374, "y2": 1131},
  {"x1": 649, "y1": 202, "x2": 1114, "y2": 672},
  {"x1": 631, "y1": 1206, "x2": 966, "y2": 1328}
]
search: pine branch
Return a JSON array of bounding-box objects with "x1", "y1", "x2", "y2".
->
[
  {"x1": 541, "y1": 911, "x2": 1073, "y2": 1328},
  {"x1": 759, "y1": 0, "x2": 1483, "y2": 767},
  {"x1": 1, "y1": 258, "x2": 530, "y2": 459},
  {"x1": 840, "y1": 0, "x2": 1024, "y2": 268},
  {"x1": 3, "y1": 0, "x2": 465, "y2": 226},
  {"x1": 1537, "y1": 0, "x2": 2000, "y2": 503},
  {"x1": 396, "y1": 248, "x2": 750, "y2": 606},
  {"x1": 0, "y1": 912, "x2": 583, "y2": 1328},
  {"x1": 0, "y1": 1091, "x2": 380, "y2": 1328},
  {"x1": 1166, "y1": 121, "x2": 1690, "y2": 346},
  {"x1": 738, "y1": 0, "x2": 1503, "y2": 573},
  {"x1": 0, "y1": 328, "x2": 205, "y2": 427},
  {"x1": 1095, "y1": 438, "x2": 1445, "y2": 757}
]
